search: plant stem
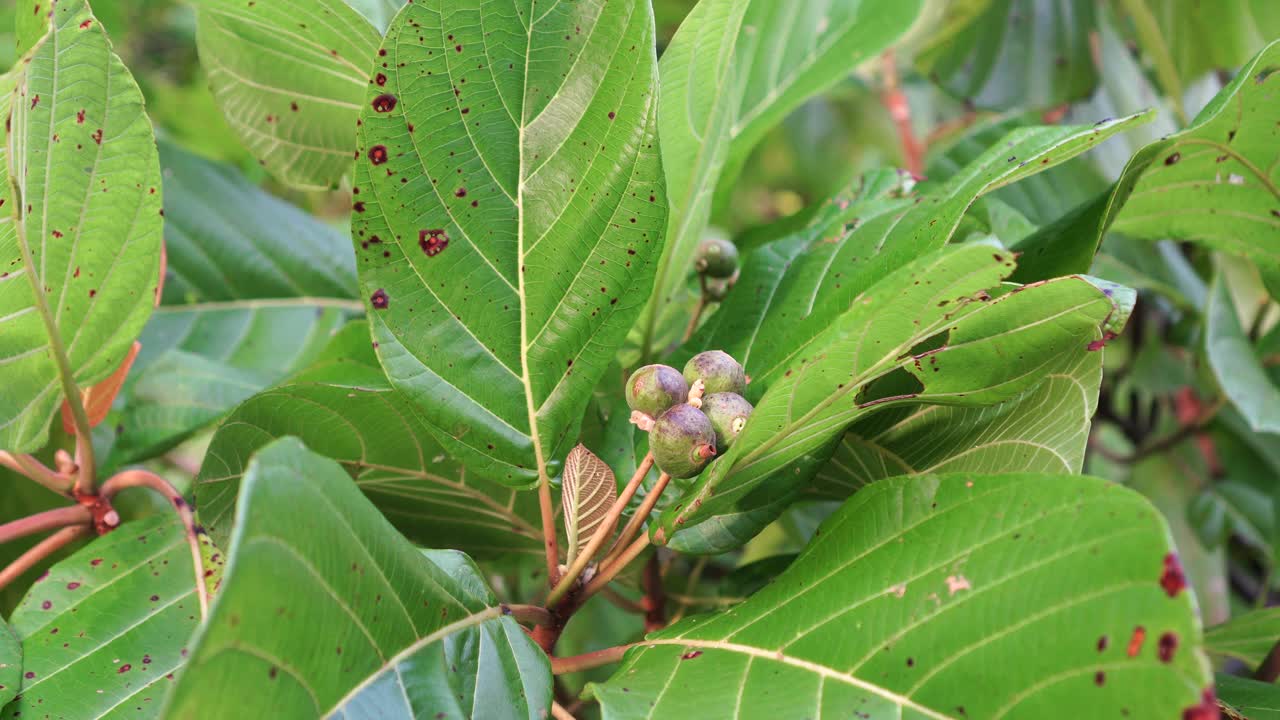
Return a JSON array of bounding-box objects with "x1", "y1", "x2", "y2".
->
[
  {"x1": 551, "y1": 644, "x2": 632, "y2": 675},
  {"x1": 582, "y1": 534, "x2": 650, "y2": 599},
  {"x1": 601, "y1": 472, "x2": 671, "y2": 567},
  {"x1": 1255, "y1": 638, "x2": 1280, "y2": 682},
  {"x1": 599, "y1": 585, "x2": 646, "y2": 614},
  {"x1": 100, "y1": 469, "x2": 210, "y2": 619},
  {"x1": 501, "y1": 603, "x2": 554, "y2": 628},
  {"x1": 641, "y1": 553, "x2": 666, "y2": 633},
  {"x1": 539, "y1": 472, "x2": 561, "y2": 586},
  {"x1": 550, "y1": 701, "x2": 578, "y2": 720},
  {"x1": 0, "y1": 525, "x2": 91, "y2": 593},
  {"x1": 681, "y1": 275, "x2": 709, "y2": 344},
  {"x1": 880, "y1": 50, "x2": 922, "y2": 177},
  {"x1": 546, "y1": 453, "x2": 654, "y2": 607},
  {"x1": 0, "y1": 452, "x2": 73, "y2": 495},
  {"x1": 0, "y1": 505, "x2": 91, "y2": 545}
]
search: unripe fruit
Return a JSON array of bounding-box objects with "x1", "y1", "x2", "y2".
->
[
  {"x1": 701, "y1": 392, "x2": 753, "y2": 449},
  {"x1": 650, "y1": 404, "x2": 717, "y2": 479},
  {"x1": 626, "y1": 364, "x2": 688, "y2": 419},
  {"x1": 683, "y1": 350, "x2": 746, "y2": 396},
  {"x1": 694, "y1": 237, "x2": 739, "y2": 278}
]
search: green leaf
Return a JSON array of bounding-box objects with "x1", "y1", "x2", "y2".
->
[
  {"x1": 0, "y1": 620, "x2": 17, "y2": 709},
  {"x1": 0, "y1": 2, "x2": 163, "y2": 452},
  {"x1": 1206, "y1": 608, "x2": 1280, "y2": 667},
  {"x1": 1, "y1": 515, "x2": 203, "y2": 720},
  {"x1": 659, "y1": 247, "x2": 1121, "y2": 554},
  {"x1": 103, "y1": 301, "x2": 348, "y2": 468},
  {"x1": 685, "y1": 114, "x2": 1152, "y2": 396},
  {"x1": 1206, "y1": 275, "x2": 1280, "y2": 434},
  {"x1": 813, "y1": 347, "x2": 1101, "y2": 498},
  {"x1": 194, "y1": 322, "x2": 544, "y2": 560},
  {"x1": 195, "y1": 0, "x2": 383, "y2": 190},
  {"x1": 1110, "y1": 40, "x2": 1280, "y2": 271},
  {"x1": 352, "y1": 0, "x2": 666, "y2": 486},
  {"x1": 594, "y1": 472, "x2": 1214, "y2": 719},
  {"x1": 916, "y1": 0, "x2": 1099, "y2": 111},
  {"x1": 165, "y1": 438, "x2": 552, "y2": 718},
  {"x1": 637, "y1": 0, "x2": 923, "y2": 359},
  {"x1": 1217, "y1": 673, "x2": 1280, "y2": 720},
  {"x1": 343, "y1": 0, "x2": 408, "y2": 34},
  {"x1": 158, "y1": 140, "x2": 357, "y2": 304}
]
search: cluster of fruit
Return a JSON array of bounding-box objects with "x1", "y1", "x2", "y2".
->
[{"x1": 626, "y1": 350, "x2": 754, "y2": 478}]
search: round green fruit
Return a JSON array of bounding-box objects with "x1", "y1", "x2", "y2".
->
[
  {"x1": 701, "y1": 392, "x2": 753, "y2": 449},
  {"x1": 694, "y1": 237, "x2": 739, "y2": 278},
  {"x1": 626, "y1": 364, "x2": 688, "y2": 419},
  {"x1": 650, "y1": 404, "x2": 717, "y2": 479},
  {"x1": 683, "y1": 350, "x2": 746, "y2": 396}
]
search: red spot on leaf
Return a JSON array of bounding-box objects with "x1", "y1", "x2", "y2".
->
[
  {"x1": 370, "y1": 289, "x2": 389, "y2": 309},
  {"x1": 1094, "y1": 671, "x2": 1105, "y2": 686},
  {"x1": 375, "y1": 73, "x2": 387, "y2": 86},
  {"x1": 1161, "y1": 553, "x2": 1187, "y2": 597},
  {"x1": 680, "y1": 650, "x2": 702, "y2": 660},
  {"x1": 118, "y1": 664, "x2": 131, "y2": 674},
  {"x1": 76, "y1": 109, "x2": 85, "y2": 124},
  {"x1": 1181, "y1": 688, "x2": 1218, "y2": 720},
  {"x1": 371, "y1": 94, "x2": 397, "y2": 113},
  {"x1": 79, "y1": 18, "x2": 92, "y2": 29},
  {"x1": 368, "y1": 145, "x2": 388, "y2": 165},
  {"x1": 1126, "y1": 626, "x2": 1146, "y2": 657},
  {"x1": 1165, "y1": 152, "x2": 1181, "y2": 166},
  {"x1": 1158, "y1": 632, "x2": 1178, "y2": 662},
  {"x1": 92, "y1": 128, "x2": 103, "y2": 145},
  {"x1": 419, "y1": 229, "x2": 449, "y2": 257}
]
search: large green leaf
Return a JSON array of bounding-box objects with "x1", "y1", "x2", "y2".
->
[
  {"x1": 352, "y1": 0, "x2": 666, "y2": 486},
  {"x1": 1218, "y1": 673, "x2": 1280, "y2": 720},
  {"x1": 915, "y1": 0, "x2": 1099, "y2": 111},
  {"x1": 103, "y1": 300, "x2": 349, "y2": 467},
  {"x1": 1206, "y1": 608, "x2": 1280, "y2": 668},
  {"x1": 636, "y1": 0, "x2": 922, "y2": 359},
  {"x1": 0, "y1": 2, "x2": 163, "y2": 452},
  {"x1": 812, "y1": 347, "x2": 1100, "y2": 498},
  {"x1": 165, "y1": 438, "x2": 552, "y2": 719},
  {"x1": 594, "y1": 472, "x2": 1214, "y2": 719},
  {"x1": 0, "y1": 620, "x2": 16, "y2": 708},
  {"x1": 158, "y1": 141, "x2": 357, "y2": 304},
  {"x1": 1206, "y1": 275, "x2": 1280, "y2": 434},
  {"x1": 194, "y1": 322, "x2": 543, "y2": 559},
  {"x1": 658, "y1": 245, "x2": 1122, "y2": 554},
  {"x1": 1, "y1": 515, "x2": 203, "y2": 720},
  {"x1": 195, "y1": 0, "x2": 383, "y2": 190},
  {"x1": 1110, "y1": 40, "x2": 1280, "y2": 270},
  {"x1": 684, "y1": 113, "x2": 1151, "y2": 396}
]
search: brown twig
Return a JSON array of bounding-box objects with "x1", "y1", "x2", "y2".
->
[
  {"x1": 0, "y1": 505, "x2": 91, "y2": 545},
  {"x1": 880, "y1": 50, "x2": 922, "y2": 178},
  {"x1": 1254, "y1": 638, "x2": 1280, "y2": 682},
  {"x1": 551, "y1": 644, "x2": 633, "y2": 675},
  {"x1": 641, "y1": 553, "x2": 666, "y2": 633},
  {"x1": 550, "y1": 701, "x2": 578, "y2": 720},
  {"x1": 0, "y1": 525, "x2": 91, "y2": 593},
  {"x1": 601, "y1": 472, "x2": 671, "y2": 567},
  {"x1": 583, "y1": 534, "x2": 651, "y2": 599},
  {"x1": 546, "y1": 453, "x2": 655, "y2": 607},
  {"x1": 539, "y1": 471, "x2": 561, "y2": 586},
  {"x1": 0, "y1": 451, "x2": 73, "y2": 495},
  {"x1": 100, "y1": 469, "x2": 210, "y2": 619}
]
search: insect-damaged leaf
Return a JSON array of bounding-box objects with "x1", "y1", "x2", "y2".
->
[
  {"x1": 1, "y1": 515, "x2": 209, "y2": 720},
  {"x1": 166, "y1": 438, "x2": 552, "y2": 719},
  {"x1": 194, "y1": 322, "x2": 545, "y2": 561},
  {"x1": 561, "y1": 444, "x2": 618, "y2": 565},
  {"x1": 352, "y1": 0, "x2": 666, "y2": 486},
  {"x1": 593, "y1": 473, "x2": 1214, "y2": 720},
  {"x1": 0, "y1": 2, "x2": 163, "y2": 453}
]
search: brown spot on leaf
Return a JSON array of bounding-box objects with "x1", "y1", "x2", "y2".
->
[
  {"x1": 370, "y1": 289, "x2": 389, "y2": 309},
  {"x1": 1126, "y1": 626, "x2": 1146, "y2": 657},
  {"x1": 419, "y1": 229, "x2": 449, "y2": 257},
  {"x1": 1160, "y1": 553, "x2": 1187, "y2": 597},
  {"x1": 1158, "y1": 632, "x2": 1178, "y2": 662},
  {"x1": 371, "y1": 94, "x2": 397, "y2": 113}
]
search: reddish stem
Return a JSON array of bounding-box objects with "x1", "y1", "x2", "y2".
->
[
  {"x1": 0, "y1": 451, "x2": 73, "y2": 495},
  {"x1": 0, "y1": 525, "x2": 91, "y2": 593},
  {"x1": 602, "y1": 472, "x2": 671, "y2": 567},
  {"x1": 0, "y1": 505, "x2": 91, "y2": 545},
  {"x1": 881, "y1": 50, "x2": 923, "y2": 178},
  {"x1": 583, "y1": 534, "x2": 650, "y2": 599},
  {"x1": 101, "y1": 469, "x2": 210, "y2": 619},
  {"x1": 641, "y1": 553, "x2": 666, "y2": 633},
  {"x1": 551, "y1": 644, "x2": 632, "y2": 675},
  {"x1": 539, "y1": 472, "x2": 561, "y2": 586}
]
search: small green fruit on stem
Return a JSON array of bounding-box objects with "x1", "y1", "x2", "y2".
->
[
  {"x1": 694, "y1": 237, "x2": 739, "y2": 278},
  {"x1": 651, "y1": 404, "x2": 717, "y2": 479},
  {"x1": 626, "y1": 364, "x2": 689, "y2": 420},
  {"x1": 701, "y1": 392, "x2": 753, "y2": 449},
  {"x1": 683, "y1": 350, "x2": 746, "y2": 396}
]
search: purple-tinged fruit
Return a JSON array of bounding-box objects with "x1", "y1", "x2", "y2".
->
[
  {"x1": 683, "y1": 350, "x2": 746, "y2": 396},
  {"x1": 626, "y1": 364, "x2": 689, "y2": 419},
  {"x1": 701, "y1": 392, "x2": 753, "y2": 449},
  {"x1": 651, "y1": 404, "x2": 717, "y2": 479}
]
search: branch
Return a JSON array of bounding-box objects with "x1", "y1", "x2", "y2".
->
[
  {"x1": 681, "y1": 276, "x2": 709, "y2": 343},
  {"x1": 0, "y1": 505, "x2": 91, "y2": 545},
  {"x1": 550, "y1": 702, "x2": 578, "y2": 720},
  {"x1": 100, "y1": 469, "x2": 210, "y2": 619},
  {"x1": 641, "y1": 553, "x2": 666, "y2": 633},
  {"x1": 539, "y1": 470, "x2": 561, "y2": 586},
  {"x1": 546, "y1": 453, "x2": 655, "y2": 607},
  {"x1": 551, "y1": 644, "x2": 632, "y2": 675},
  {"x1": 601, "y1": 472, "x2": 671, "y2": 567},
  {"x1": 0, "y1": 525, "x2": 91, "y2": 594},
  {"x1": 880, "y1": 50, "x2": 923, "y2": 178},
  {"x1": 582, "y1": 534, "x2": 650, "y2": 600},
  {"x1": 0, "y1": 451, "x2": 73, "y2": 495}
]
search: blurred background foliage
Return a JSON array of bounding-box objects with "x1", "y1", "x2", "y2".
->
[{"x1": 2, "y1": 0, "x2": 1278, "y2": 688}]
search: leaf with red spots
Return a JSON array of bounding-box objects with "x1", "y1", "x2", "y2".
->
[
  {"x1": 191, "y1": 321, "x2": 545, "y2": 559},
  {"x1": 165, "y1": 438, "x2": 551, "y2": 718},
  {"x1": 594, "y1": 473, "x2": 1213, "y2": 719},
  {"x1": 195, "y1": 0, "x2": 389, "y2": 190},
  {"x1": 0, "y1": 1, "x2": 163, "y2": 453},
  {"x1": 0, "y1": 620, "x2": 18, "y2": 708},
  {"x1": 1, "y1": 514, "x2": 210, "y2": 720},
  {"x1": 352, "y1": 0, "x2": 666, "y2": 487}
]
